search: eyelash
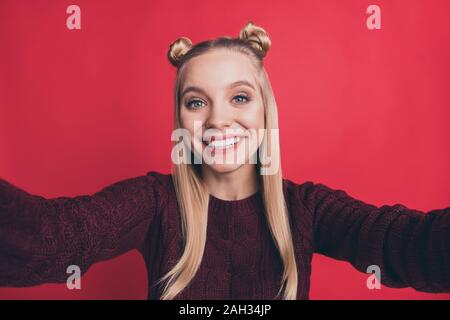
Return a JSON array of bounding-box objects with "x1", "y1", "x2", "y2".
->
[{"x1": 185, "y1": 94, "x2": 250, "y2": 109}]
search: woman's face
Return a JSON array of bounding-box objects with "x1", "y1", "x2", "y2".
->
[{"x1": 179, "y1": 49, "x2": 265, "y2": 174}]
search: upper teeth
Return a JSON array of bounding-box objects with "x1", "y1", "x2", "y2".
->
[{"x1": 206, "y1": 137, "x2": 241, "y2": 148}]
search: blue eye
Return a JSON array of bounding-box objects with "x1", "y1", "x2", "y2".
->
[
  {"x1": 186, "y1": 99, "x2": 205, "y2": 109},
  {"x1": 186, "y1": 95, "x2": 249, "y2": 109},
  {"x1": 233, "y1": 95, "x2": 250, "y2": 104}
]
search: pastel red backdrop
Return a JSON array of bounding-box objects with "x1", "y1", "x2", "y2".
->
[{"x1": 0, "y1": 0, "x2": 449, "y2": 300}]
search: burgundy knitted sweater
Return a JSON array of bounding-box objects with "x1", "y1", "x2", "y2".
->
[{"x1": 0, "y1": 171, "x2": 449, "y2": 299}]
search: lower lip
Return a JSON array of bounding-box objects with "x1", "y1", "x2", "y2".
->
[{"x1": 202, "y1": 137, "x2": 244, "y2": 154}]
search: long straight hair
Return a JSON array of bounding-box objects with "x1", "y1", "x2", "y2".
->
[{"x1": 159, "y1": 30, "x2": 298, "y2": 300}]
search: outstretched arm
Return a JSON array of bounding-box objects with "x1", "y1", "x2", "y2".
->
[
  {"x1": 0, "y1": 171, "x2": 162, "y2": 287},
  {"x1": 301, "y1": 182, "x2": 449, "y2": 292}
]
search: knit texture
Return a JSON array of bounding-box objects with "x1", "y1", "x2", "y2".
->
[{"x1": 0, "y1": 171, "x2": 449, "y2": 299}]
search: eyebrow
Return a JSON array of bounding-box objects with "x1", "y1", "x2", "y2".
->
[{"x1": 181, "y1": 80, "x2": 256, "y2": 98}]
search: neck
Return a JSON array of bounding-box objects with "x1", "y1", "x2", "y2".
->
[{"x1": 201, "y1": 164, "x2": 259, "y2": 201}]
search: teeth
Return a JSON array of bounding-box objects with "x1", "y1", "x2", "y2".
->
[{"x1": 206, "y1": 137, "x2": 240, "y2": 148}]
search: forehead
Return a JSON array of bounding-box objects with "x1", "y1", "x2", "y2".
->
[{"x1": 181, "y1": 49, "x2": 258, "y2": 91}]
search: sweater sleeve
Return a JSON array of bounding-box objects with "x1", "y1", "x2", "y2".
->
[
  {"x1": 0, "y1": 171, "x2": 162, "y2": 287},
  {"x1": 301, "y1": 181, "x2": 450, "y2": 293}
]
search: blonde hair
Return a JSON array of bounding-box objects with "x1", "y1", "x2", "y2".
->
[{"x1": 161, "y1": 21, "x2": 298, "y2": 300}]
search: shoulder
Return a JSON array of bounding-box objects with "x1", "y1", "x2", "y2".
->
[
  {"x1": 284, "y1": 176, "x2": 356, "y2": 199},
  {"x1": 144, "y1": 170, "x2": 176, "y2": 192},
  {"x1": 282, "y1": 177, "x2": 349, "y2": 214},
  {"x1": 142, "y1": 170, "x2": 175, "y2": 205},
  {"x1": 145, "y1": 170, "x2": 173, "y2": 187},
  {"x1": 281, "y1": 178, "x2": 357, "y2": 238},
  {"x1": 281, "y1": 178, "x2": 323, "y2": 244},
  {"x1": 282, "y1": 177, "x2": 318, "y2": 205},
  {"x1": 282, "y1": 178, "x2": 316, "y2": 219}
]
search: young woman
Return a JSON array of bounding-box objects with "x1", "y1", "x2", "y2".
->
[{"x1": 0, "y1": 22, "x2": 449, "y2": 300}]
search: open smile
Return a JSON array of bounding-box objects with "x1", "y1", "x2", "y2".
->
[{"x1": 202, "y1": 136, "x2": 245, "y2": 153}]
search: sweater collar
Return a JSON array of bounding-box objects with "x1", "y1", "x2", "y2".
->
[{"x1": 208, "y1": 191, "x2": 263, "y2": 213}]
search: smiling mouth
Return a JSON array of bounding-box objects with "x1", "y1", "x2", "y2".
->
[{"x1": 202, "y1": 136, "x2": 244, "y2": 151}]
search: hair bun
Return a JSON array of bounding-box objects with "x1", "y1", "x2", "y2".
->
[
  {"x1": 168, "y1": 37, "x2": 193, "y2": 67},
  {"x1": 239, "y1": 21, "x2": 271, "y2": 58}
]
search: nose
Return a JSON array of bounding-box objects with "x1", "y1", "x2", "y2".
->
[{"x1": 205, "y1": 103, "x2": 233, "y2": 130}]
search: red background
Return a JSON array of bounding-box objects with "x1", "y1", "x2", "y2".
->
[{"x1": 0, "y1": 0, "x2": 449, "y2": 299}]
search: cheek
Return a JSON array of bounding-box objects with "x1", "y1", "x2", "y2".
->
[
  {"x1": 179, "y1": 109, "x2": 204, "y2": 142},
  {"x1": 180, "y1": 109, "x2": 196, "y2": 131},
  {"x1": 241, "y1": 102, "x2": 265, "y2": 129},
  {"x1": 179, "y1": 108, "x2": 189, "y2": 128}
]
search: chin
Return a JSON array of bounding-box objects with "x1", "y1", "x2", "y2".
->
[{"x1": 203, "y1": 163, "x2": 244, "y2": 174}]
